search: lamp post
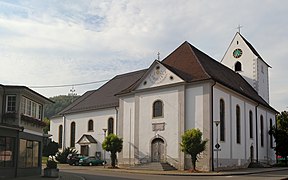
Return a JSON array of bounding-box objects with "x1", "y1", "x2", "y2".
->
[
  {"x1": 102, "y1": 128, "x2": 107, "y2": 168},
  {"x1": 214, "y1": 120, "x2": 220, "y2": 171}
]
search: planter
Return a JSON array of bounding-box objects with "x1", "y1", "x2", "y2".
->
[{"x1": 43, "y1": 168, "x2": 59, "y2": 178}]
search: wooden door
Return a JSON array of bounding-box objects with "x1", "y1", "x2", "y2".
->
[{"x1": 151, "y1": 138, "x2": 164, "y2": 162}]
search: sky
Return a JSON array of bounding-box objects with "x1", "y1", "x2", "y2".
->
[{"x1": 0, "y1": 0, "x2": 287, "y2": 111}]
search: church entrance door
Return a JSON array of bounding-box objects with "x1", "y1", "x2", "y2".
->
[
  {"x1": 81, "y1": 145, "x2": 89, "y2": 156},
  {"x1": 151, "y1": 138, "x2": 164, "y2": 162}
]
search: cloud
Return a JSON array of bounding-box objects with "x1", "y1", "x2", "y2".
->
[{"x1": 0, "y1": 0, "x2": 287, "y2": 111}]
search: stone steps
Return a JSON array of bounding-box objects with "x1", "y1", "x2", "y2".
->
[{"x1": 130, "y1": 162, "x2": 177, "y2": 171}]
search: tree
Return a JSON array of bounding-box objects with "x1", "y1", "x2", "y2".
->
[
  {"x1": 43, "y1": 141, "x2": 59, "y2": 159},
  {"x1": 269, "y1": 111, "x2": 288, "y2": 165},
  {"x1": 102, "y1": 134, "x2": 123, "y2": 168},
  {"x1": 43, "y1": 117, "x2": 50, "y2": 134},
  {"x1": 180, "y1": 128, "x2": 208, "y2": 171}
]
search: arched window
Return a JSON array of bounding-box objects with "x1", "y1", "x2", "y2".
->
[
  {"x1": 236, "y1": 105, "x2": 241, "y2": 144},
  {"x1": 235, "y1": 61, "x2": 242, "y2": 71},
  {"x1": 88, "y1": 119, "x2": 94, "y2": 131},
  {"x1": 70, "y1": 122, "x2": 76, "y2": 147},
  {"x1": 249, "y1": 111, "x2": 253, "y2": 139},
  {"x1": 260, "y1": 115, "x2": 264, "y2": 147},
  {"x1": 153, "y1": 100, "x2": 163, "y2": 118},
  {"x1": 220, "y1": 99, "x2": 225, "y2": 141},
  {"x1": 270, "y1": 118, "x2": 273, "y2": 148},
  {"x1": 58, "y1": 125, "x2": 63, "y2": 148},
  {"x1": 108, "y1": 118, "x2": 114, "y2": 135}
]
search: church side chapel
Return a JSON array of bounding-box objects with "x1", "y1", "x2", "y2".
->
[{"x1": 50, "y1": 32, "x2": 277, "y2": 171}]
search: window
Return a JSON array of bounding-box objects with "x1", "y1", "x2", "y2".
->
[
  {"x1": 260, "y1": 115, "x2": 264, "y2": 147},
  {"x1": 236, "y1": 105, "x2": 241, "y2": 144},
  {"x1": 58, "y1": 125, "x2": 63, "y2": 148},
  {"x1": 0, "y1": 137, "x2": 15, "y2": 167},
  {"x1": 88, "y1": 120, "x2": 94, "y2": 131},
  {"x1": 70, "y1": 122, "x2": 76, "y2": 148},
  {"x1": 18, "y1": 139, "x2": 39, "y2": 168},
  {"x1": 20, "y1": 97, "x2": 43, "y2": 120},
  {"x1": 220, "y1": 99, "x2": 225, "y2": 141},
  {"x1": 249, "y1": 111, "x2": 253, "y2": 138},
  {"x1": 235, "y1": 61, "x2": 242, "y2": 71},
  {"x1": 108, "y1": 118, "x2": 114, "y2": 135},
  {"x1": 153, "y1": 100, "x2": 163, "y2": 118},
  {"x1": 270, "y1": 119, "x2": 273, "y2": 148},
  {"x1": 6, "y1": 95, "x2": 16, "y2": 112}
]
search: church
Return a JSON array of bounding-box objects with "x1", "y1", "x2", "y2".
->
[{"x1": 50, "y1": 32, "x2": 277, "y2": 171}]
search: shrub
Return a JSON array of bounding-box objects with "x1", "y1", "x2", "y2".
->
[
  {"x1": 56, "y1": 147, "x2": 78, "y2": 164},
  {"x1": 46, "y1": 160, "x2": 57, "y2": 169}
]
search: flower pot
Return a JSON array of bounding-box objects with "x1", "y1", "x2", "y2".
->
[{"x1": 43, "y1": 168, "x2": 59, "y2": 178}]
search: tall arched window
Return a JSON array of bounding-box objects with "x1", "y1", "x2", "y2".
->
[
  {"x1": 88, "y1": 119, "x2": 94, "y2": 131},
  {"x1": 236, "y1": 105, "x2": 241, "y2": 144},
  {"x1": 153, "y1": 100, "x2": 163, "y2": 118},
  {"x1": 220, "y1": 99, "x2": 225, "y2": 141},
  {"x1": 249, "y1": 111, "x2": 253, "y2": 139},
  {"x1": 108, "y1": 118, "x2": 114, "y2": 135},
  {"x1": 58, "y1": 125, "x2": 63, "y2": 148},
  {"x1": 235, "y1": 61, "x2": 242, "y2": 71},
  {"x1": 270, "y1": 118, "x2": 273, "y2": 148},
  {"x1": 70, "y1": 122, "x2": 76, "y2": 147},
  {"x1": 260, "y1": 115, "x2": 264, "y2": 147}
]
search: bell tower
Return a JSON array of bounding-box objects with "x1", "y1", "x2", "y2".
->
[{"x1": 221, "y1": 32, "x2": 270, "y2": 103}]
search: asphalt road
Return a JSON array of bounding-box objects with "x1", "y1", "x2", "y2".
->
[{"x1": 61, "y1": 169, "x2": 288, "y2": 180}]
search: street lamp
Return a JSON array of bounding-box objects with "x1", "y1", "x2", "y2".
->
[
  {"x1": 102, "y1": 128, "x2": 107, "y2": 168},
  {"x1": 214, "y1": 120, "x2": 220, "y2": 171}
]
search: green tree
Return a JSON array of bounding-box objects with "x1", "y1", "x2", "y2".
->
[
  {"x1": 43, "y1": 141, "x2": 59, "y2": 158},
  {"x1": 180, "y1": 128, "x2": 208, "y2": 171},
  {"x1": 44, "y1": 95, "x2": 80, "y2": 118},
  {"x1": 102, "y1": 134, "x2": 123, "y2": 168},
  {"x1": 43, "y1": 117, "x2": 50, "y2": 134},
  {"x1": 269, "y1": 111, "x2": 288, "y2": 165}
]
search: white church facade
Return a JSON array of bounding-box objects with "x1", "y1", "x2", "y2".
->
[{"x1": 50, "y1": 33, "x2": 277, "y2": 171}]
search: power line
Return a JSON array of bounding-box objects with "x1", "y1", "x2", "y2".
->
[{"x1": 29, "y1": 79, "x2": 110, "y2": 89}]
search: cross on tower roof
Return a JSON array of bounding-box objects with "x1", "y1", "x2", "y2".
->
[{"x1": 236, "y1": 25, "x2": 243, "y2": 33}]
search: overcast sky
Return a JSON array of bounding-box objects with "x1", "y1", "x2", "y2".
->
[{"x1": 0, "y1": 0, "x2": 287, "y2": 111}]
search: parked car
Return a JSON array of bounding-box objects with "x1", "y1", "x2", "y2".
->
[
  {"x1": 67, "y1": 154, "x2": 85, "y2": 166},
  {"x1": 78, "y1": 156, "x2": 106, "y2": 166}
]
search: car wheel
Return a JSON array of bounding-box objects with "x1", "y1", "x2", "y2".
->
[
  {"x1": 89, "y1": 162, "x2": 93, "y2": 166},
  {"x1": 75, "y1": 162, "x2": 79, "y2": 166}
]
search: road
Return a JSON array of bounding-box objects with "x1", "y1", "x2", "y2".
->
[{"x1": 60, "y1": 168, "x2": 288, "y2": 180}]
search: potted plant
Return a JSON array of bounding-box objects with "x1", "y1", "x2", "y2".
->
[
  {"x1": 43, "y1": 159, "x2": 59, "y2": 177},
  {"x1": 43, "y1": 141, "x2": 59, "y2": 177}
]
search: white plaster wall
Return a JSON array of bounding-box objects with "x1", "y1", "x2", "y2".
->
[
  {"x1": 50, "y1": 108, "x2": 116, "y2": 159},
  {"x1": 221, "y1": 33, "x2": 258, "y2": 89},
  {"x1": 137, "y1": 62, "x2": 184, "y2": 90},
  {"x1": 244, "y1": 102, "x2": 256, "y2": 161},
  {"x1": 257, "y1": 59, "x2": 269, "y2": 103},
  {"x1": 213, "y1": 84, "x2": 276, "y2": 169},
  {"x1": 213, "y1": 86, "x2": 231, "y2": 161},
  {"x1": 49, "y1": 116, "x2": 63, "y2": 145},
  {"x1": 121, "y1": 96, "x2": 135, "y2": 160},
  {"x1": 137, "y1": 86, "x2": 180, "y2": 160},
  {"x1": 257, "y1": 107, "x2": 276, "y2": 163},
  {"x1": 185, "y1": 85, "x2": 204, "y2": 132}
]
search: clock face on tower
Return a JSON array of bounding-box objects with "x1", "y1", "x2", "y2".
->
[{"x1": 233, "y1": 48, "x2": 243, "y2": 58}]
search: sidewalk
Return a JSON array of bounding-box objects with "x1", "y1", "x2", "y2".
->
[{"x1": 9, "y1": 165, "x2": 288, "y2": 179}]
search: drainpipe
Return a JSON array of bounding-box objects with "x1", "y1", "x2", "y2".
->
[
  {"x1": 211, "y1": 81, "x2": 216, "y2": 171},
  {"x1": 255, "y1": 103, "x2": 259, "y2": 163},
  {"x1": 63, "y1": 115, "x2": 66, "y2": 149},
  {"x1": 115, "y1": 107, "x2": 118, "y2": 135}
]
